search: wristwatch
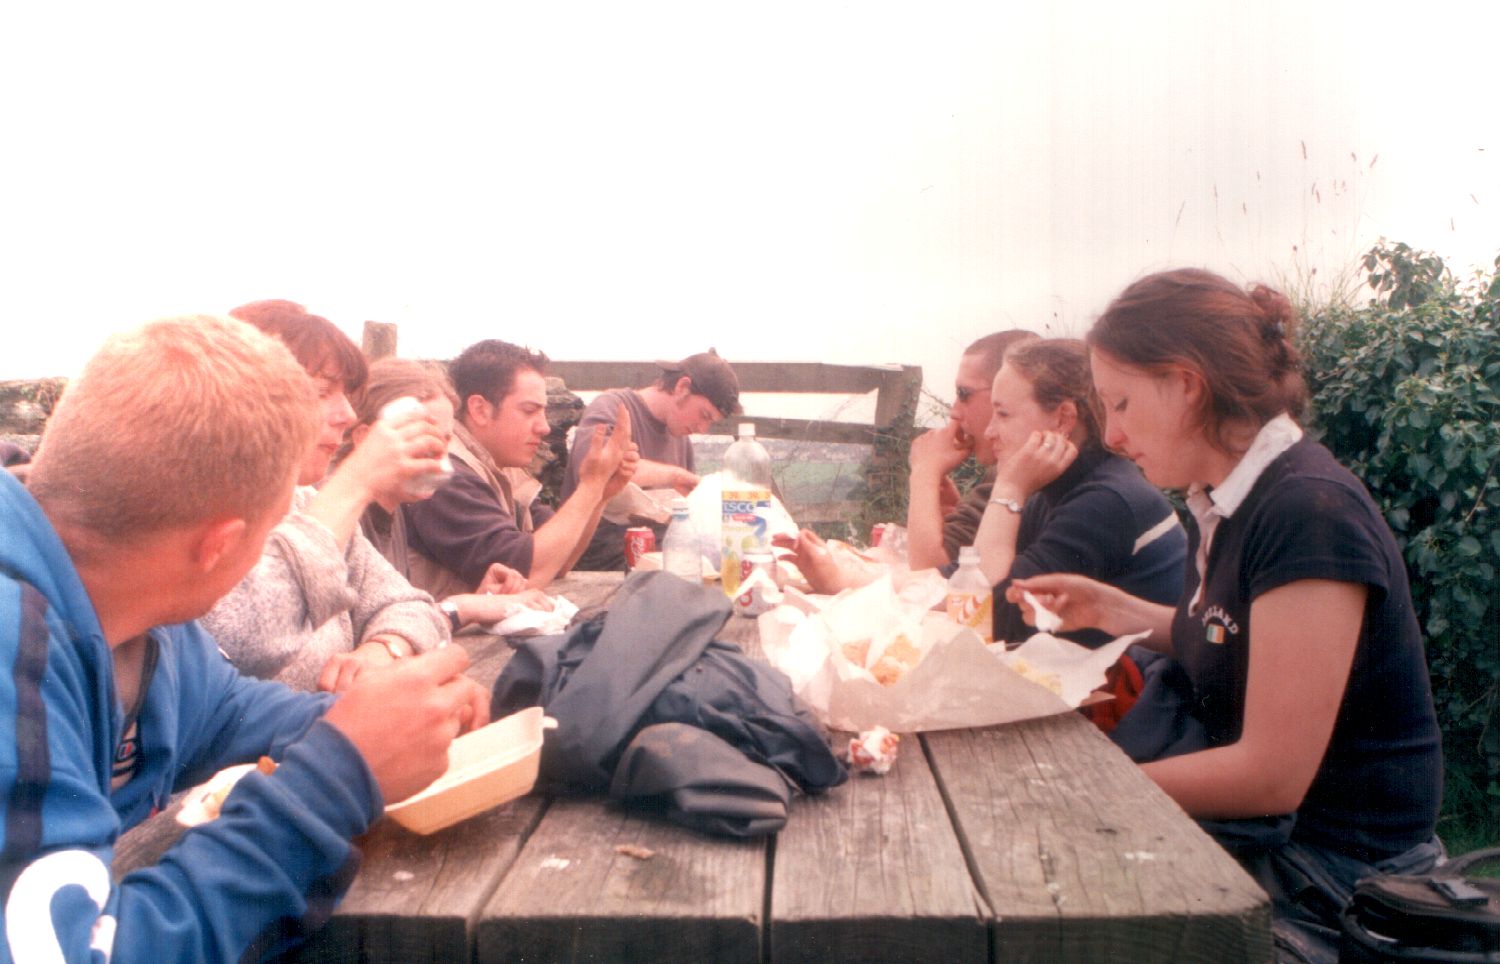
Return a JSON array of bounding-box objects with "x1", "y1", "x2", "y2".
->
[
  {"x1": 988, "y1": 496, "x2": 1025, "y2": 514},
  {"x1": 439, "y1": 600, "x2": 462, "y2": 634}
]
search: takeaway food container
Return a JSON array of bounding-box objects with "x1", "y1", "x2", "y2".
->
[{"x1": 385, "y1": 706, "x2": 554, "y2": 835}]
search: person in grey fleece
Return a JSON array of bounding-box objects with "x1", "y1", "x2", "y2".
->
[{"x1": 201, "y1": 301, "x2": 452, "y2": 691}]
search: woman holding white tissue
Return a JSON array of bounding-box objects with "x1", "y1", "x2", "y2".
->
[
  {"x1": 972, "y1": 338, "x2": 1186, "y2": 650},
  {"x1": 1007, "y1": 270, "x2": 1442, "y2": 963},
  {"x1": 350, "y1": 357, "x2": 555, "y2": 631}
]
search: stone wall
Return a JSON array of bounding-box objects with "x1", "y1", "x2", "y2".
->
[{"x1": 0, "y1": 378, "x2": 65, "y2": 458}]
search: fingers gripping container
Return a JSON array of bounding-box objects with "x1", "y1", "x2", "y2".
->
[{"x1": 385, "y1": 707, "x2": 556, "y2": 834}]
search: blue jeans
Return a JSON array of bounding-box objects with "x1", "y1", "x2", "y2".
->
[{"x1": 1239, "y1": 835, "x2": 1446, "y2": 964}]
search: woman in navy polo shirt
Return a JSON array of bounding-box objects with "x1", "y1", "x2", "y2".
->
[
  {"x1": 1010, "y1": 269, "x2": 1442, "y2": 963},
  {"x1": 972, "y1": 338, "x2": 1186, "y2": 650}
]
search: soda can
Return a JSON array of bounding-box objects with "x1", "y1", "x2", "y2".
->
[
  {"x1": 869, "y1": 523, "x2": 889, "y2": 549},
  {"x1": 624, "y1": 527, "x2": 656, "y2": 569}
]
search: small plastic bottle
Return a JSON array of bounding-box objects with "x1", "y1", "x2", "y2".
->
[
  {"x1": 720, "y1": 423, "x2": 773, "y2": 595},
  {"x1": 662, "y1": 497, "x2": 701, "y2": 583},
  {"x1": 945, "y1": 546, "x2": 994, "y2": 642}
]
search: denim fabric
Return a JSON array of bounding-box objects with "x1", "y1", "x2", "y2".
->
[{"x1": 1240, "y1": 835, "x2": 1445, "y2": 964}]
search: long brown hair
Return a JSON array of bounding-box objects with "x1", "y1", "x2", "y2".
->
[
  {"x1": 355, "y1": 357, "x2": 459, "y2": 428},
  {"x1": 1003, "y1": 338, "x2": 1102, "y2": 448},
  {"x1": 1088, "y1": 268, "x2": 1305, "y2": 453},
  {"x1": 229, "y1": 299, "x2": 368, "y2": 397}
]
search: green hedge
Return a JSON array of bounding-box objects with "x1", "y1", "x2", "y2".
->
[{"x1": 1298, "y1": 241, "x2": 1500, "y2": 835}]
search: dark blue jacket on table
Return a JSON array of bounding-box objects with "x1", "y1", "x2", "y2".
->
[{"x1": 492, "y1": 571, "x2": 845, "y2": 837}]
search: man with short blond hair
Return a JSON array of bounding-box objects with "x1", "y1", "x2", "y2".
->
[{"x1": 2, "y1": 315, "x2": 484, "y2": 963}]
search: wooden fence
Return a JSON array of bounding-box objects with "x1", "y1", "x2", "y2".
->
[
  {"x1": 3, "y1": 326, "x2": 925, "y2": 528},
  {"x1": 362, "y1": 321, "x2": 924, "y2": 447}
]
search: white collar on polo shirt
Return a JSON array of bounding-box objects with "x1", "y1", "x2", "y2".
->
[{"x1": 1184, "y1": 413, "x2": 1303, "y2": 611}]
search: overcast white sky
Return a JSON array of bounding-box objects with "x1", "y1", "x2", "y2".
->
[{"x1": 2, "y1": 1, "x2": 1495, "y2": 420}]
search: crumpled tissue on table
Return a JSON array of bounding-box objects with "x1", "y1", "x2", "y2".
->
[
  {"x1": 756, "y1": 572, "x2": 1147, "y2": 733},
  {"x1": 484, "y1": 595, "x2": 580, "y2": 637}
]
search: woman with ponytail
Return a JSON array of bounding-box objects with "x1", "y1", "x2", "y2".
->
[{"x1": 1009, "y1": 269, "x2": 1443, "y2": 963}]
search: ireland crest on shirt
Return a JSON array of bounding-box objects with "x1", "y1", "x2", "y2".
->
[{"x1": 1201, "y1": 605, "x2": 1239, "y2": 646}]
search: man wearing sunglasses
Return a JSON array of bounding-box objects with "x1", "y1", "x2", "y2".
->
[{"x1": 905, "y1": 329, "x2": 1036, "y2": 570}]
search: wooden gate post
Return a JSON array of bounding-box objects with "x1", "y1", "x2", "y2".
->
[{"x1": 363, "y1": 321, "x2": 398, "y2": 361}]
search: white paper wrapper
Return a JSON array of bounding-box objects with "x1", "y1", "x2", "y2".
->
[
  {"x1": 177, "y1": 763, "x2": 258, "y2": 827},
  {"x1": 1021, "y1": 589, "x2": 1064, "y2": 634},
  {"x1": 757, "y1": 575, "x2": 1148, "y2": 733},
  {"x1": 484, "y1": 596, "x2": 580, "y2": 637}
]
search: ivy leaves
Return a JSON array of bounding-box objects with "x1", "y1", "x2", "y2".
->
[{"x1": 1303, "y1": 240, "x2": 1500, "y2": 820}]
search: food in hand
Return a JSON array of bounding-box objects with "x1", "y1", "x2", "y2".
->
[{"x1": 953, "y1": 426, "x2": 974, "y2": 451}]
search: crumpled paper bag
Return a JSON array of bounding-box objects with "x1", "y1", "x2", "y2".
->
[
  {"x1": 757, "y1": 574, "x2": 1147, "y2": 733},
  {"x1": 484, "y1": 595, "x2": 580, "y2": 637}
]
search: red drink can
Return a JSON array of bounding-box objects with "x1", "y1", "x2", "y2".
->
[
  {"x1": 870, "y1": 523, "x2": 889, "y2": 549},
  {"x1": 624, "y1": 527, "x2": 656, "y2": 569}
]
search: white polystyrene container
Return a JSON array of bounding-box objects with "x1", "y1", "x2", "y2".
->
[{"x1": 385, "y1": 706, "x2": 554, "y2": 835}]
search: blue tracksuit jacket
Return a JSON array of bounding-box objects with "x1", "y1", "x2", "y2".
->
[{"x1": 0, "y1": 472, "x2": 382, "y2": 962}]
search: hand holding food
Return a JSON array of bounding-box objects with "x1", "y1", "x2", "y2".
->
[
  {"x1": 1006, "y1": 573, "x2": 1113, "y2": 634},
  {"x1": 324, "y1": 646, "x2": 491, "y2": 804},
  {"x1": 772, "y1": 529, "x2": 881, "y2": 595}
]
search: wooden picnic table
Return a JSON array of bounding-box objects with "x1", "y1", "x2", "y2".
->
[{"x1": 115, "y1": 570, "x2": 1272, "y2": 963}]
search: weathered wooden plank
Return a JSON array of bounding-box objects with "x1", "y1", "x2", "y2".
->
[
  {"x1": 362, "y1": 321, "x2": 398, "y2": 361},
  {"x1": 924, "y1": 716, "x2": 1272, "y2": 964},
  {"x1": 545, "y1": 360, "x2": 907, "y2": 396},
  {"x1": 769, "y1": 736, "x2": 989, "y2": 964},
  {"x1": 704, "y1": 416, "x2": 878, "y2": 445},
  {"x1": 549, "y1": 570, "x2": 630, "y2": 615},
  {"x1": 292, "y1": 796, "x2": 548, "y2": 964},
  {"x1": 475, "y1": 797, "x2": 765, "y2": 963},
  {"x1": 872, "y1": 366, "x2": 923, "y2": 429}
]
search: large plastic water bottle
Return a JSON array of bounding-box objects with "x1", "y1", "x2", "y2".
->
[
  {"x1": 720, "y1": 423, "x2": 773, "y2": 596},
  {"x1": 662, "y1": 497, "x2": 701, "y2": 583},
  {"x1": 945, "y1": 545, "x2": 994, "y2": 642}
]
